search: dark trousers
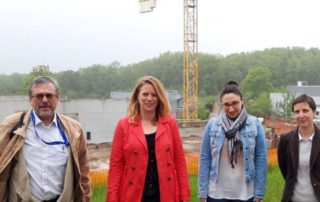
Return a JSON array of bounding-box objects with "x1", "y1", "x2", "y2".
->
[
  {"x1": 42, "y1": 195, "x2": 60, "y2": 202},
  {"x1": 207, "y1": 196, "x2": 254, "y2": 202}
]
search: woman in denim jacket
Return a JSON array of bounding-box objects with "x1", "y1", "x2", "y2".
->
[{"x1": 198, "y1": 81, "x2": 267, "y2": 202}]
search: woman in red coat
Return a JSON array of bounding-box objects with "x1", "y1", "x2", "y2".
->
[{"x1": 106, "y1": 76, "x2": 190, "y2": 202}]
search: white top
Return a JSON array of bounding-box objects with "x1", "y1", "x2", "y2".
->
[
  {"x1": 23, "y1": 111, "x2": 69, "y2": 201},
  {"x1": 291, "y1": 132, "x2": 317, "y2": 202},
  {"x1": 208, "y1": 139, "x2": 254, "y2": 200}
]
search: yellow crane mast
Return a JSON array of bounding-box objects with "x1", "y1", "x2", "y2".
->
[
  {"x1": 183, "y1": 0, "x2": 198, "y2": 120},
  {"x1": 139, "y1": 0, "x2": 199, "y2": 120}
]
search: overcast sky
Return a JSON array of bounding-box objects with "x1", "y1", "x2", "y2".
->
[{"x1": 1, "y1": 0, "x2": 320, "y2": 75}]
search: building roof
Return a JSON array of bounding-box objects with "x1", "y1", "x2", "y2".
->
[{"x1": 287, "y1": 85, "x2": 320, "y2": 97}]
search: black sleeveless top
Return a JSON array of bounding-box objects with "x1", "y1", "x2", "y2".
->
[{"x1": 141, "y1": 132, "x2": 160, "y2": 202}]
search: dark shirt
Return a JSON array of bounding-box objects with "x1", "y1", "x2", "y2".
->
[{"x1": 142, "y1": 132, "x2": 160, "y2": 202}]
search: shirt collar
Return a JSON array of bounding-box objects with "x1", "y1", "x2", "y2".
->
[
  {"x1": 32, "y1": 110, "x2": 57, "y2": 126},
  {"x1": 298, "y1": 131, "x2": 314, "y2": 142}
]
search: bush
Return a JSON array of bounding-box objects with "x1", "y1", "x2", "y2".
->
[{"x1": 198, "y1": 107, "x2": 209, "y2": 120}]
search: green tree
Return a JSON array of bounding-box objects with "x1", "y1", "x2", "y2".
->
[
  {"x1": 56, "y1": 70, "x2": 80, "y2": 99},
  {"x1": 240, "y1": 66, "x2": 273, "y2": 100},
  {"x1": 23, "y1": 65, "x2": 55, "y2": 93},
  {"x1": 246, "y1": 92, "x2": 272, "y2": 117},
  {"x1": 0, "y1": 73, "x2": 25, "y2": 95},
  {"x1": 274, "y1": 88, "x2": 295, "y2": 118}
]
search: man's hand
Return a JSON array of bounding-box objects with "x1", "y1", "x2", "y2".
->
[{"x1": 200, "y1": 198, "x2": 207, "y2": 202}]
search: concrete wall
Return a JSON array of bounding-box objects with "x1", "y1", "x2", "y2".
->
[
  {"x1": 0, "y1": 91, "x2": 182, "y2": 144},
  {"x1": 0, "y1": 96, "x2": 128, "y2": 144},
  {"x1": 0, "y1": 96, "x2": 31, "y2": 118},
  {"x1": 61, "y1": 99, "x2": 128, "y2": 143}
]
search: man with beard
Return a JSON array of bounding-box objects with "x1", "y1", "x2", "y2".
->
[{"x1": 0, "y1": 76, "x2": 91, "y2": 202}]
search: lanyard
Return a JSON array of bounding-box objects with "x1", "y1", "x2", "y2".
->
[{"x1": 31, "y1": 112, "x2": 70, "y2": 146}]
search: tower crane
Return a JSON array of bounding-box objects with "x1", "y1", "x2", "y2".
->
[{"x1": 139, "y1": 0, "x2": 199, "y2": 120}]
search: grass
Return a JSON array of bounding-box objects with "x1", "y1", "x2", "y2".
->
[
  {"x1": 189, "y1": 175, "x2": 198, "y2": 202},
  {"x1": 92, "y1": 185, "x2": 106, "y2": 202},
  {"x1": 92, "y1": 167, "x2": 284, "y2": 202},
  {"x1": 264, "y1": 167, "x2": 284, "y2": 202}
]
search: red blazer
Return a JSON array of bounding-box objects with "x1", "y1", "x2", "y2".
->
[{"x1": 106, "y1": 115, "x2": 190, "y2": 202}]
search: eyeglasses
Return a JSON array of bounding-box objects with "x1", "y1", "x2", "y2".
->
[
  {"x1": 222, "y1": 101, "x2": 240, "y2": 109},
  {"x1": 32, "y1": 93, "x2": 57, "y2": 100}
]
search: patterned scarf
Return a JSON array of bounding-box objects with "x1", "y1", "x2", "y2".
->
[{"x1": 221, "y1": 108, "x2": 247, "y2": 168}]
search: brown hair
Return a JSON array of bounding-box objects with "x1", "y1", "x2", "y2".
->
[
  {"x1": 220, "y1": 80, "x2": 243, "y2": 101},
  {"x1": 291, "y1": 94, "x2": 316, "y2": 112},
  {"x1": 128, "y1": 76, "x2": 171, "y2": 123}
]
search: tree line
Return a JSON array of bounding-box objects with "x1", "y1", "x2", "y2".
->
[{"x1": 1, "y1": 47, "x2": 319, "y2": 103}]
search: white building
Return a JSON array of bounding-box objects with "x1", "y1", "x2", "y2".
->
[{"x1": 270, "y1": 81, "x2": 320, "y2": 118}]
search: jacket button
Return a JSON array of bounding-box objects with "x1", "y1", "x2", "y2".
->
[
  {"x1": 167, "y1": 177, "x2": 172, "y2": 181},
  {"x1": 129, "y1": 180, "x2": 134, "y2": 185},
  {"x1": 314, "y1": 184, "x2": 317, "y2": 187},
  {"x1": 133, "y1": 150, "x2": 138, "y2": 155},
  {"x1": 131, "y1": 166, "x2": 136, "y2": 170},
  {"x1": 166, "y1": 147, "x2": 170, "y2": 152},
  {"x1": 167, "y1": 162, "x2": 172, "y2": 166}
]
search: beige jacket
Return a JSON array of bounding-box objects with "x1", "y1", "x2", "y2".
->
[{"x1": 0, "y1": 110, "x2": 92, "y2": 202}]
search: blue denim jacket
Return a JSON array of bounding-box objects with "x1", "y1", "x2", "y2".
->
[{"x1": 198, "y1": 114, "x2": 267, "y2": 199}]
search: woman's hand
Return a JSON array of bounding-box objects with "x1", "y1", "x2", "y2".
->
[{"x1": 200, "y1": 198, "x2": 207, "y2": 202}]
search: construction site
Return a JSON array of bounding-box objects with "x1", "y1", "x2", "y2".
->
[
  {"x1": 87, "y1": 109, "x2": 300, "y2": 169},
  {"x1": 2, "y1": 0, "x2": 320, "y2": 201}
]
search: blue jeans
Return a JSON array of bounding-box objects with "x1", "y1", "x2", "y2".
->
[{"x1": 207, "y1": 196, "x2": 254, "y2": 202}]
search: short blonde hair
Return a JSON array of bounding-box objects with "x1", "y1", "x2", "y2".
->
[{"x1": 128, "y1": 76, "x2": 171, "y2": 123}]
